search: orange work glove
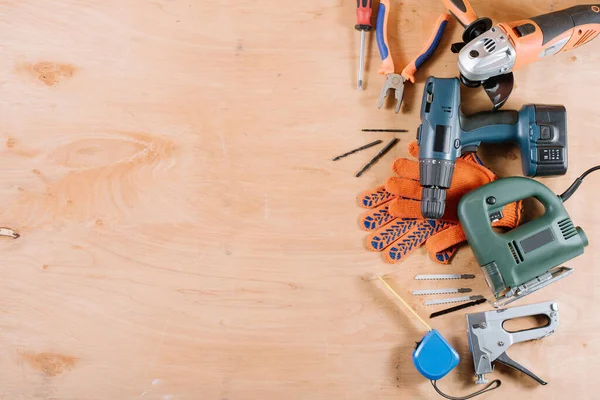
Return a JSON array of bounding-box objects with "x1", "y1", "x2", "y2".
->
[{"x1": 358, "y1": 141, "x2": 522, "y2": 264}]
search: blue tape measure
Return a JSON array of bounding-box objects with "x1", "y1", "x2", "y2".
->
[{"x1": 412, "y1": 329, "x2": 459, "y2": 380}]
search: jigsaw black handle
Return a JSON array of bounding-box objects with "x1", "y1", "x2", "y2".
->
[{"x1": 495, "y1": 352, "x2": 547, "y2": 385}]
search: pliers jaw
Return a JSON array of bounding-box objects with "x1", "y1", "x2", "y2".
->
[{"x1": 378, "y1": 74, "x2": 405, "y2": 113}]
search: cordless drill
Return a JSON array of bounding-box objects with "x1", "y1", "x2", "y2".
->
[{"x1": 417, "y1": 77, "x2": 568, "y2": 219}]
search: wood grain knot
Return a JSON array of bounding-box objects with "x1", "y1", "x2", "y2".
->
[
  {"x1": 22, "y1": 352, "x2": 77, "y2": 377},
  {"x1": 33, "y1": 62, "x2": 75, "y2": 86},
  {"x1": 16, "y1": 62, "x2": 76, "y2": 86}
]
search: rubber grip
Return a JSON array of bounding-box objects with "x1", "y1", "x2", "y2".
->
[
  {"x1": 401, "y1": 14, "x2": 451, "y2": 83},
  {"x1": 460, "y1": 109, "x2": 518, "y2": 132},
  {"x1": 355, "y1": 0, "x2": 373, "y2": 29},
  {"x1": 441, "y1": 0, "x2": 478, "y2": 27},
  {"x1": 530, "y1": 4, "x2": 600, "y2": 45},
  {"x1": 376, "y1": 0, "x2": 395, "y2": 74}
]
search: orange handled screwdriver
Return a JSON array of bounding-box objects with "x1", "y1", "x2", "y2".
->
[{"x1": 355, "y1": 0, "x2": 373, "y2": 90}]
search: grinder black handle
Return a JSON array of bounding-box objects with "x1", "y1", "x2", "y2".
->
[{"x1": 522, "y1": 5, "x2": 600, "y2": 47}]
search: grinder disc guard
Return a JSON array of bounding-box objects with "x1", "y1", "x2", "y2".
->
[{"x1": 482, "y1": 73, "x2": 514, "y2": 110}]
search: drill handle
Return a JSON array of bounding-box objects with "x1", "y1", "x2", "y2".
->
[
  {"x1": 459, "y1": 109, "x2": 519, "y2": 153},
  {"x1": 460, "y1": 109, "x2": 518, "y2": 132}
]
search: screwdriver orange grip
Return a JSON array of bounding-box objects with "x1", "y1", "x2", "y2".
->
[
  {"x1": 355, "y1": 0, "x2": 373, "y2": 31},
  {"x1": 441, "y1": 0, "x2": 478, "y2": 27},
  {"x1": 401, "y1": 14, "x2": 451, "y2": 83}
]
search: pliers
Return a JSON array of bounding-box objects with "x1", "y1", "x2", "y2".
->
[{"x1": 376, "y1": 3, "x2": 451, "y2": 113}]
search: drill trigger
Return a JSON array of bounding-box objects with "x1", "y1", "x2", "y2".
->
[{"x1": 461, "y1": 145, "x2": 479, "y2": 155}]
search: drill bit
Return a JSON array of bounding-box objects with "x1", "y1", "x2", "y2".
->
[
  {"x1": 332, "y1": 140, "x2": 382, "y2": 161},
  {"x1": 362, "y1": 129, "x2": 409, "y2": 132},
  {"x1": 355, "y1": 138, "x2": 399, "y2": 177}
]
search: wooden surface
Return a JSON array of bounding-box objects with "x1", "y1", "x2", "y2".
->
[{"x1": 0, "y1": 1, "x2": 599, "y2": 399}]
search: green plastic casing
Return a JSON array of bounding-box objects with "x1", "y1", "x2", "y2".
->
[{"x1": 457, "y1": 177, "x2": 588, "y2": 297}]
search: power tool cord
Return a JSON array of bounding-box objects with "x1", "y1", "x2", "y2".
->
[
  {"x1": 430, "y1": 379, "x2": 501, "y2": 400},
  {"x1": 560, "y1": 165, "x2": 600, "y2": 202}
]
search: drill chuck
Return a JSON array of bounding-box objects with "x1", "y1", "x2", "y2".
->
[
  {"x1": 421, "y1": 187, "x2": 447, "y2": 219},
  {"x1": 419, "y1": 158, "x2": 455, "y2": 219}
]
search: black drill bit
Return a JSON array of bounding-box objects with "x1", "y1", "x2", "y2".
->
[
  {"x1": 362, "y1": 129, "x2": 408, "y2": 132},
  {"x1": 332, "y1": 140, "x2": 382, "y2": 161},
  {"x1": 355, "y1": 138, "x2": 399, "y2": 177},
  {"x1": 429, "y1": 297, "x2": 487, "y2": 319}
]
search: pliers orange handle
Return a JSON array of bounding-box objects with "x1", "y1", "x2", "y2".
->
[
  {"x1": 401, "y1": 14, "x2": 451, "y2": 83},
  {"x1": 377, "y1": 12, "x2": 451, "y2": 112},
  {"x1": 440, "y1": 0, "x2": 478, "y2": 27}
]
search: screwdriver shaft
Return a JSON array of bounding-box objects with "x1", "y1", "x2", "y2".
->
[
  {"x1": 355, "y1": 0, "x2": 373, "y2": 90},
  {"x1": 358, "y1": 31, "x2": 366, "y2": 90}
]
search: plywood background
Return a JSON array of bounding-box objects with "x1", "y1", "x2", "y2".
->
[{"x1": 0, "y1": 1, "x2": 599, "y2": 399}]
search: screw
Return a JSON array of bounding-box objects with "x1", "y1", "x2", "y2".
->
[
  {"x1": 480, "y1": 322, "x2": 487, "y2": 328},
  {"x1": 551, "y1": 303, "x2": 558, "y2": 311},
  {"x1": 498, "y1": 341, "x2": 504, "y2": 346}
]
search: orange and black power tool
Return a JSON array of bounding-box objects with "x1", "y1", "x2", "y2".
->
[{"x1": 442, "y1": 1, "x2": 600, "y2": 109}]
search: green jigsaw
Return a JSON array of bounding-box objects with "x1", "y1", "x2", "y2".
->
[{"x1": 458, "y1": 175, "x2": 593, "y2": 307}]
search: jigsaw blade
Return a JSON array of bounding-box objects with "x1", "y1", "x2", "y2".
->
[
  {"x1": 424, "y1": 295, "x2": 484, "y2": 306},
  {"x1": 415, "y1": 274, "x2": 475, "y2": 280},
  {"x1": 412, "y1": 288, "x2": 472, "y2": 296}
]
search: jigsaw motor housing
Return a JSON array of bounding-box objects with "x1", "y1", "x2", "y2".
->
[{"x1": 458, "y1": 176, "x2": 587, "y2": 299}]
